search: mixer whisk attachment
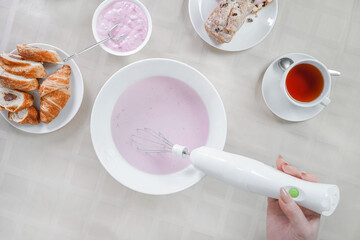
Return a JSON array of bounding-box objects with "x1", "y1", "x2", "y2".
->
[{"x1": 130, "y1": 128, "x2": 189, "y2": 158}]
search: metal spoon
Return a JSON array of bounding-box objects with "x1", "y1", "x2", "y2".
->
[
  {"x1": 62, "y1": 23, "x2": 125, "y2": 63},
  {"x1": 278, "y1": 57, "x2": 341, "y2": 76},
  {"x1": 278, "y1": 57, "x2": 294, "y2": 72}
]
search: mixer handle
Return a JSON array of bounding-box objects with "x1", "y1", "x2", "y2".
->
[{"x1": 189, "y1": 147, "x2": 340, "y2": 216}]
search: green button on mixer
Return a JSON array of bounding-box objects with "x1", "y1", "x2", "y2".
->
[{"x1": 289, "y1": 188, "x2": 299, "y2": 198}]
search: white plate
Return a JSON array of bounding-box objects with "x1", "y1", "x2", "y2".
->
[
  {"x1": 0, "y1": 43, "x2": 84, "y2": 134},
  {"x1": 91, "y1": 58, "x2": 227, "y2": 195},
  {"x1": 188, "y1": 0, "x2": 278, "y2": 51},
  {"x1": 262, "y1": 53, "x2": 327, "y2": 122}
]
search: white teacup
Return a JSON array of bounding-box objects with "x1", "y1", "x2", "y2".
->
[{"x1": 280, "y1": 58, "x2": 340, "y2": 108}]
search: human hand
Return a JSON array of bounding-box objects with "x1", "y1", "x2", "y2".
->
[{"x1": 266, "y1": 156, "x2": 321, "y2": 240}]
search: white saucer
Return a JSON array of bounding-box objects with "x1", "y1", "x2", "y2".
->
[
  {"x1": 188, "y1": 0, "x2": 278, "y2": 51},
  {"x1": 262, "y1": 53, "x2": 326, "y2": 122},
  {"x1": 0, "y1": 43, "x2": 84, "y2": 134}
]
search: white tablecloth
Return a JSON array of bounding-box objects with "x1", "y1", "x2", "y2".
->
[{"x1": 0, "y1": 0, "x2": 359, "y2": 239}]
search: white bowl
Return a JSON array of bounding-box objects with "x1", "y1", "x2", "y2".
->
[
  {"x1": 92, "y1": 0, "x2": 152, "y2": 56},
  {"x1": 90, "y1": 58, "x2": 227, "y2": 195}
]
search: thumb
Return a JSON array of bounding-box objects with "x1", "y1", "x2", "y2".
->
[{"x1": 279, "y1": 188, "x2": 311, "y2": 233}]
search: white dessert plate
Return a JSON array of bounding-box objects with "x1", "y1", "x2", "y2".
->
[
  {"x1": 0, "y1": 43, "x2": 84, "y2": 134},
  {"x1": 91, "y1": 58, "x2": 227, "y2": 195},
  {"x1": 188, "y1": 0, "x2": 278, "y2": 51},
  {"x1": 262, "y1": 53, "x2": 327, "y2": 122}
]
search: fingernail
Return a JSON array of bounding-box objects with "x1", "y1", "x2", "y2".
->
[
  {"x1": 278, "y1": 155, "x2": 283, "y2": 159},
  {"x1": 282, "y1": 162, "x2": 289, "y2": 172},
  {"x1": 280, "y1": 188, "x2": 291, "y2": 203}
]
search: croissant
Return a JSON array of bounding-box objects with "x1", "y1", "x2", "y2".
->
[
  {"x1": 0, "y1": 53, "x2": 47, "y2": 78},
  {"x1": 39, "y1": 65, "x2": 71, "y2": 123},
  {"x1": 8, "y1": 106, "x2": 40, "y2": 125},
  {"x1": 17, "y1": 44, "x2": 62, "y2": 64},
  {"x1": 0, "y1": 67, "x2": 39, "y2": 91},
  {"x1": 39, "y1": 65, "x2": 70, "y2": 97},
  {"x1": 0, "y1": 87, "x2": 34, "y2": 112}
]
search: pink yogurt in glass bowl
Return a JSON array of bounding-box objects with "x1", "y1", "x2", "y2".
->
[{"x1": 92, "y1": 0, "x2": 152, "y2": 56}]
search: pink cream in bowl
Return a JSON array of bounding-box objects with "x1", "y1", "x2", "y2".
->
[{"x1": 95, "y1": 0, "x2": 151, "y2": 54}]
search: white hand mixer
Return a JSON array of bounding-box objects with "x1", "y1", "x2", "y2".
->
[{"x1": 131, "y1": 128, "x2": 340, "y2": 216}]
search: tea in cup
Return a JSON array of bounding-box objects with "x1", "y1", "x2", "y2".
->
[{"x1": 280, "y1": 59, "x2": 335, "y2": 108}]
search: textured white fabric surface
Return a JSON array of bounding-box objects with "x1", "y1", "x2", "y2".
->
[{"x1": 0, "y1": 0, "x2": 359, "y2": 239}]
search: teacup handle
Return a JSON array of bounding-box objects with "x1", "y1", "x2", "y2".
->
[
  {"x1": 321, "y1": 97, "x2": 331, "y2": 106},
  {"x1": 328, "y1": 69, "x2": 341, "y2": 76}
]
